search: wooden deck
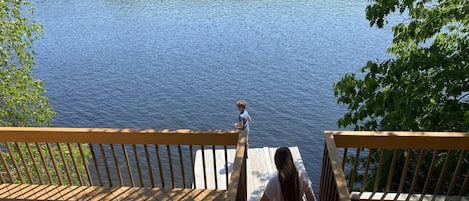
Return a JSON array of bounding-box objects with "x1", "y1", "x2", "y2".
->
[
  {"x1": 320, "y1": 131, "x2": 469, "y2": 201},
  {"x1": 350, "y1": 192, "x2": 469, "y2": 201},
  {"x1": 0, "y1": 183, "x2": 226, "y2": 200},
  {"x1": 0, "y1": 127, "x2": 248, "y2": 201},
  {"x1": 194, "y1": 146, "x2": 313, "y2": 201}
]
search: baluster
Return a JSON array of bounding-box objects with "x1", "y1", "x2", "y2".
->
[
  {"x1": 36, "y1": 143, "x2": 53, "y2": 184},
  {"x1": 212, "y1": 145, "x2": 218, "y2": 189},
  {"x1": 25, "y1": 143, "x2": 43, "y2": 185},
  {"x1": 78, "y1": 143, "x2": 93, "y2": 186},
  {"x1": 361, "y1": 149, "x2": 373, "y2": 192},
  {"x1": 434, "y1": 150, "x2": 452, "y2": 194},
  {"x1": 449, "y1": 150, "x2": 465, "y2": 195},
  {"x1": 373, "y1": 149, "x2": 385, "y2": 192},
  {"x1": 349, "y1": 148, "x2": 361, "y2": 192},
  {"x1": 409, "y1": 150, "x2": 425, "y2": 194},
  {"x1": 15, "y1": 142, "x2": 33, "y2": 184},
  {"x1": 190, "y1": 145, "x2": 196, "y2": 188},
  {"x1": 133, "y1": 144, "x2": 144, "y2": 187},
  {"x1": 0, "y1": 144, "x2": 14, "y2": 183},
  {"x1": 5, "y1": 143, "x2": 24, "y2": 183},
  {"x1": 89, "y1": 144, "x2": 103, "y2": 186},
  {"x1": 67, "y1": 143, "x2": 83, "y2": 186},
  {"x1": 201, "y1": 145, "x2": 207, "y2": 189},
  {"x1": 167, "y1": 145, "x2": 175, "y2": 188},
  {"x1": 122, "y1": 144, "x2": 134, "y2": 187},
  {"x1": 57, "y1": 143, "x2": 73, "y2": 185},
  {"x1": 155, "y1": 145, "x2": 165, "y2": 188},
  {"x1": 397, "y1": 149, "x2": 412, "y2": 193},
  {"x1": 385, "y1": 149, "x2": 399, "y2": 192},
  {"x1": 99, "y1": 144, "x2": 112, "y2": 186},
  {"x1": 178, "y1": 145, "x2": 186, "y2": 188},
  {"x1": 144, "y1": 145, "x2": 155, "y2": 187},
  {"x1": 111, "y1": 144, "x2": 124, "y2": 186},
  {"x1": 422, "y1": 150, "x2": 439, "y2": 194},
  {"x1": 224, "y1": 145, "x2": 229, "y2": 189}
]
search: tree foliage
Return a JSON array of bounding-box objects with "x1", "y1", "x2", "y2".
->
[
  {"x1": 0, "y1": 1, "x2": 91, "y2": 186},
  {"x1": 1, "y1": 0, "x2": 55, "y2": 127},
  {"x1": 334, "y1": 0, "x2": 469, "y2": 131}
]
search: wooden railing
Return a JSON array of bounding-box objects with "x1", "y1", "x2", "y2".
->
[
  {"x1": 319, "y1": 131, "x2": 469, "y2": 201},
  {"x1": 0, "y1": 127, "x2": 247, "y2": 200}
]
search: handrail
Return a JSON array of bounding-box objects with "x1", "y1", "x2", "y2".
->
[
  {"x1": 0, "y1": 127, "x2": 247, "y2": 200},
  {"x1": 227, "y1": 130, "x2": 247, "y2": 201},
  {"x1": 319, "y1": 132, "x2": 351, "y2": 201},
  {"x1": 324, "y1": 132, "x2": 350, "y2": 200},
  {"x1": 0, "y1": 127, "x2": 239, "y2": 145},
  {"x1": 320, "y1": 131, "x2": 469, "y2": 201},
  {"x1": 327, "y1": 131, "x2": 469, "y2": 150}
]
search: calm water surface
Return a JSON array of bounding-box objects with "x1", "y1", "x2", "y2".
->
[{"x1": 32, "y1": 0, "x2": 394, "y2": 193}]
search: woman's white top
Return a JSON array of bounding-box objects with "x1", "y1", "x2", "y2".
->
[{"x1": 264, "y1": 170, "x2": 312, "y2": 201}]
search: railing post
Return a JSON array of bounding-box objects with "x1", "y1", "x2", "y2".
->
[
  {"x1": 320, "y1": 132, "x2": 351, "y2": 201},
  {"x1": 319, "y1": 144, "x2": 340, "y2": 201},
  {"x1": 236, "y1": 151, "x2": 247, "y2": 201},
  {"x1": 227, "y1": 130, "x2": 247, "y2": 201}
]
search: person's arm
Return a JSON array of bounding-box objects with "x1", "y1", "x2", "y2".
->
[
  {"x1": 234, "y1": 120, "x2": 244, "y2": 128},
  {"x1": 262, "y1": 175, "x2": 276, "y2": 201},
  {"x1": 260, "y1": 193, "x2": 271, "y2": 201},
  {"x1": 305, "y1": 188, "x2": 315, "y2": 201},
  {"x1": 300, "y1": 169, "x2": 315, "y2": 201}
]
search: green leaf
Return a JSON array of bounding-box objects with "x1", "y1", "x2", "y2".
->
[
  {"x1": 465, "y1": 111, "x2": 469, "y2": 124},
  {"x1": 1, "y1": 1, "x2": 56, "y2": 127},
  {"x1": 334, "y1": 0, "x2": 469, "y2": 131}
]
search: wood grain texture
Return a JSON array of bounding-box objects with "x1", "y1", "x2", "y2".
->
[{"x1": 0, "y1": 184, "x2": 226, "y2": 200}]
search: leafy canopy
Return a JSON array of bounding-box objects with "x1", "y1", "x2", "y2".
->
[
  {"x1": 1, "y1": 1, "x2": 55, "y2": 126},
  {"x1": 1, "y1": 2, "x2": 91, "y2": 186},
  {"x1": 334, "y1": 0, "x2": 469, "y2": 131}
]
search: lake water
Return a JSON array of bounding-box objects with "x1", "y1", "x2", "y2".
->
[{"x1": 32, "y1": 0, "x2": 394, "y2": 193}]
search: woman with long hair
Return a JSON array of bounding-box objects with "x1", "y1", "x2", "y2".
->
[{"x1": 261, "y1": 147, "x2": 315, "y2": 201}]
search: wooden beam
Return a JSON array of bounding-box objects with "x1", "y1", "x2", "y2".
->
[
  {"x1": 0, "y1": 127, "x2": 239, "y2": 145},
  {"x1": 324, "y1": 132, "x2": 351, "y2": 201},
  {"x1": 226, "y1": 130, "x2": 247, "y2": 201},
  {"x1": 324, "y1": 131, "x2": 469, "y2": 150}
]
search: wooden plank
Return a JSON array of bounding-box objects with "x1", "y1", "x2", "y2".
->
[
  {"x1": 67, "y1": 186, "x2": 101, "y2": 200},
  {"x1": 0, "y1": 127, "x2": 239, "y2": 145},
  {"x1": 325, "y1": 131, "x2": 469, "y2": 150},
  {"x1": 289, "y1": 146, "x2": 307, "y2": 173},
  {"x1": 194, "y1": 148, "x2": 236, "y2": 189},
  {"x1": 265, "y1": 147, "x2": 276, "y2": 174},
  {"x1": 0, "y1": 184, "x2": 226, "y2": 200},
  {"x1": 326, "y1": 130, "x2": 469, "y2": 137},
  {"x1": 324, "y1": 133, "x2": 351, "y2": 201},
  {"x1": 188, "y1": 189, "x2": 226, "y2": 201},
  {"x1": 350, "y1": 191, "x2": 469, "y2": 201},
  {"x1": 6, "y1": 184, "x2": 25, "y2": 199},
  {"x1": 163, "y1": 188, "x2": 226, "y2": 201},
  {"x1": 21, "y1": 184, "x2": 47, "y2": 200},
  {"x1": 0, "y1": 183, "x2": 9, "y2": 198},
  {"x1": 220, "y1": 129, "x2": 247, "y2": 201},
  {"x1": 35, "y1": 185, "x2": 56, "y2": 200},
  {"x1": 113, "y1": 186, "x2": 151, "y2": 200},
  {"x1": 144, "y1": 187, "x2": 173, "y2": 200},
  {"x1": 246, "y1": 147, "x2": 275, "y2": 201},
  {"x1": 55, "y1": 185, "x2": 77, "y2": 200}
]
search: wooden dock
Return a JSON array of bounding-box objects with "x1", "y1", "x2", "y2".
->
[{"x1": 194, "y1": 146, "x2": 311, "y2": 201}]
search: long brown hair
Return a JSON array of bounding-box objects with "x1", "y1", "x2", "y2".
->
[{"x1": 274, "y1": 147, "x2": 300, "y2": 201}]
